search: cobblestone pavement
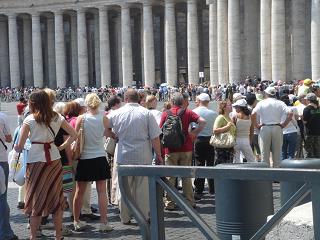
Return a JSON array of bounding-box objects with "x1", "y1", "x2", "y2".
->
[{"x1": 2, "y1": 102, "x2": 281, "y2": 240}]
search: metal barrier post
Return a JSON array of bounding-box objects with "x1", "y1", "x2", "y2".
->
[
  {"x1": 149, "y1": 176, "x2": 165, "y2": 240},
  {"x1": 312, "y1": 183, "x2": 320, "y2": 240}
]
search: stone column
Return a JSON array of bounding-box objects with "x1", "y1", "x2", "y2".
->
[
  {"x1": 0, "y1": 20, "x2": 10, "y2": 87},
  {"x1": 23, "y1": 17, "x2": 33, "y2": 86},
  {"x1": 77, "y1": 8, "x2": 89, "y2": 87},
  {"x1": 165, "y1": 0, "x2": 177, "y2": 86},
  {"x1": 291, "y1": 0, "x2": 305, "y2": 80},
  {"x1": 99, "y1": 6, "x2": 111, "y2": 87},
  {"x1": 94, "y1": 13, "x2": 101, "y2": 87},
  {"x1": 228, "y1": 0, "x2": 240, "y2": 84},
  {"x1": 70, "y1": 14, "x2": 78, "y2": 86},
  {"x1": 54, "y1": 10, "x2": 66, "y2": 88},
  {"x1": 271, "y1": 0, "x2": 286, "y2": 82},
  {"x1": 187, "y1": 0, "x2": 199, "y2": 85},
  {"x1": 8, "y1": 13, "x2": 20, "y2": 88},
  {"x1": 217, "y1": 0, "x2": 228, "y2": 85},
  {"x1": 121, "y1": 4, "x2": 133, "y2": 87},
  {"x1": 312, "y1": 0, "x2": 320, "y2": 80},
  {"x1": 260, "y1": 0, "x2": 272, "y2": 81},
  {"x1": 209, "y1": 1, "x2": 218, "y2": 86},
  {"x1": 47, "y1": 16, "x2": 56, "y2": 88},
  {"x1": 143, "y1": 2, "x2": 156, "y2": 87},
  {"x1": 31, "y1": 13, "x2": 44, "y2": 87}
]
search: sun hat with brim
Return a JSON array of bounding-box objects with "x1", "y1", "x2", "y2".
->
[
  {"x1": 304, "y1": 93, "x2": 317, "y2": 101},
  {"x1": 233, "y1": 93, "x2": 245, "y2": 102},
  {"x1": 197, "y1": 93, "x2": 210, "y2": 102},
  {"x1": 264, "y1": 86, "x2": 277, "y2": 96},
  {"x1": 232, "y1": 99, "x2": 248, "y2": 108},
  {"x1": 304, "y1": 79, "x2": 313, "y2": 85}
]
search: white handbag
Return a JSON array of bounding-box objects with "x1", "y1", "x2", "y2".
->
[
  {"x1": 104, "y1": 137, "x2": 116, "y2": 156},
  {"x1": 8, "y1": 149, "x2": 26, "y2": 186}
]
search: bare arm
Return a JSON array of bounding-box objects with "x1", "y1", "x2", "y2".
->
[
  {"x1": 58, "y1": 119, "x2": 77, "y2": 151},
  {"x1": 213, "y1": 122, "x2": 233, "y2": 134},
  {"x1": 190, "y1": 117, "x2": 206, "y2": 137},
  {"x1": 280, "y1": 111, "x2": 293, "y2": 128},
  {"x1": 14, "y1": 124, "x2": 30, "y2": 152},
  {"x1": 103, "y1": 116, "x2": 117, "y2": 139},
  {"x1": 151, "y1": 136, "x2": 163, "y2": 165}
]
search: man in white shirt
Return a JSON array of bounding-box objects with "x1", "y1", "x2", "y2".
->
[{"x1": 252, "y1": 87, "x2": 293, "y2": 167}]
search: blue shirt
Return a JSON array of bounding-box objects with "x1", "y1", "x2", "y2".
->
[{"x1": 192, "y1": 106, "x2": 218, "y2": 137}]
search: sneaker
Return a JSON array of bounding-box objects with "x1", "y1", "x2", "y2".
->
[
  {"x1": 73, "y1": 220, "x2": 87, "y2": 231},
  {"x1": 80, "y1": 213, "x2": 100, "y2": 221},
  {"x1": 17, "y1": 202, "x2": 25, "y2": 209},
  {"x1": 61, "y1": 225, "x2": 73, "y2": 236},
  {"x1": 91, "y1": 206, "x2": 98, "y2": 213},
  {"x1": 99, "y1": 223, "x2": 113, "y2": 232}
]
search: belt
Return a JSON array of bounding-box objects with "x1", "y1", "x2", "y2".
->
[
  {"x1": 197, "y1": 136, "x2": 211, "y2": 140},
  {"x1": 261, "y1": 123, "x2": 281, "y2": 127},
  {"x1": 32, "y1": 141, "x2": 53, "y2": 165}
]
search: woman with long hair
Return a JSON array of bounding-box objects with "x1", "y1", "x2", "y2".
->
[
  {"x1": 14, "y1": 90, "x2": 77, "y2": 240},
  {"x1": 213, "y1": 100, "x2": 236, "y2": 164},
  {"x1": 73, "y1": 93, "x2": 113, "y2": 232},
  {"x1": 232, "y1": 99, "x2": 255, "y2": 163}
]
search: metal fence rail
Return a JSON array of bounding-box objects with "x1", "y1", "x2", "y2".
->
[{"x1": 118, "y1": 165, "x2": 320, "y2": 240}]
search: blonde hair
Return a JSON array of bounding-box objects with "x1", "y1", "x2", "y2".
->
[
  {"x1": 44, "y1": 88, "x2": 56, "y2": 106},
  {"x1": 53, "y1": 102, "x2": 66, "y2": 114},
  {"x1": 145, "y1": 95, "x2": 157, "y2": 110},
  {"x1": 85, "y1": 93, "x2": 101, "y2": 110}
]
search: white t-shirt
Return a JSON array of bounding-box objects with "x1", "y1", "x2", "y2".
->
[
  {"x1": 0, "y1": 112, "x2": 11, "y2": 162},
  {"x1": 149, "y1": 109, "x2": 162, "y2": 125},
  {"x1": 24, "y1": 113, "x2": 64, "y2": 163},
  {"x1": 282, "y1": 106, "x2": 299, "y2": 134},
  {"x1": 0, "y1": 165, "x2": 5, "y2": 194}
]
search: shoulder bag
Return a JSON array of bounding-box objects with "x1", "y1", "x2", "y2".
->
[
  {"x1": 72, "y1": 115, "x2": 85, "y2": 160},
  {"x1": 104, "y1": 137, "x2": 116, "y2": 156},
  {"x1": 210, "y1": 115, "x2": 235, "y2": 148}
]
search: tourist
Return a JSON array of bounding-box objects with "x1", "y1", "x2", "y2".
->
[
  {"x1": 146, "y1": 95, "x2": 162, "y2": 125},
  {"x1": 252, "y1": 87, "x2": 293, "y2": 167},
  {"x1": 73, "y1": 93, "x2": 113, "y2": 232},
  {"x1": 106, "y1": 89, "x2": 162, "y2": 224},
  {"x1": 213, "y1": 100, "x2": 236, "y2": 164},
  {"x1": 14, "y1": 90, "x2": 77, "y2": 240},
  {"x1": 160, "y1": 92, "x2": 206, "y2": 210},
  {"x1": 192, "y1": 93, "x2": 217, "y2": 199}
]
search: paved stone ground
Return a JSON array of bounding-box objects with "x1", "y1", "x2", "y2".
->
[{"x1": 1, "y1": 101, "x2": 281, "y2": 239}]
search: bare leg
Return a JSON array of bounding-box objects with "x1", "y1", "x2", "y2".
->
[
  {"x1": 53, "y1": 209, "x2": 63, "y2": 239},
  {"x1": 29, "y1": 216, "x2": 41, "y2": 240},
  {"x1": 96, "y1": 180, "x2": 107, "y2": 224},
  {"x1": 73, "y1": 181, "x2": 88, "y2": 222}
]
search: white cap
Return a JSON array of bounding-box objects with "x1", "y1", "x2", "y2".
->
[
  {"x1": 233, "y1": 93, "x2": 245, "y2": 102},
  {"x1": 197, "y1": 93, "x2": 210, "y2": 102},
  {"x1": 264, "y1": 86, "x2": 277, "y2": 96},
  {"x1": 232, "y1": 99, "x2": 248, "y2": 107},
  {"x1": 74, "y1": 98, "x2": 86, "y2": 107}
]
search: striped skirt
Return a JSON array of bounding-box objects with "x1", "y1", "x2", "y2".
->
[{"x1": 24, "y1": 160, "x2": 64, "y2": 217}]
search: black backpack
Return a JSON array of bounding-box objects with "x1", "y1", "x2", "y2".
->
[{"x1": 161, "y1": 109, "x2": 186, "y2": 148}]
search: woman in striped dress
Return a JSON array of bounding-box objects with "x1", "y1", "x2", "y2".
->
[{"x1": 14, "y1": 90, "x2": 77, "y2": 240}]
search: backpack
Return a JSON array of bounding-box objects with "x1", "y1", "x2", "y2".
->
[{"x1": 161, "y1": 109, "x2": 186, "y2": 149}]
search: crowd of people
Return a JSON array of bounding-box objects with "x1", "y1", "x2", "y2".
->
[{"x1": 0, "y1": 76, "x2": 319, "y2": 239}]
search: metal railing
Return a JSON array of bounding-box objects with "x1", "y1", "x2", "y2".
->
[{"x1": 118, "y1": 165, "x2": 320, "y2": 240}]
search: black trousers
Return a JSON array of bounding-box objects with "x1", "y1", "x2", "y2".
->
[{"x1": 193, "y1": 137, "x2": 215, "y2": 194}]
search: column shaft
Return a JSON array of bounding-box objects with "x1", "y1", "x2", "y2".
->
[
  {"x1": 312, "y1": 0, "x2": 320, "y2": 80},
  {"x1": 209, "y1": 1, "x2": 218, "y2": 86},
  {"x1": 77, "y1": 9, "x2": 89, "y2": 87},
  {"x1": 217, "y1": 0, "x2": 228, "y2": 85},
  {"x1": 187, "y1": 0, "x2": 199, "y2": 85},
  {"x1": 55, "y1": 11, "x2": 67, "y2": 88},
  {"x1": 99, "y1": 7, "x2": 111, "y2": 87},
  {"x1": 0, "y1": 20, "x2": 10, "y2": 87},
  {"x1": 47, "y1": 17, "x2": 56, "y2": 88},
  {"x1": 94, "y1": 13, "x2": 101, "y2": 86},
  {"x1": 121, "y1": 5, "x2": 133, "y2": 87},
  {"x1": 260, "y1": 0, "x2": 272, "y2": 81},
  {"x1": 228, "y1": 0, "x2": 240, "y2": 84},
  {"x1": 8, "y1": 14, "x2": 20, "y2": 88},
  {"x1": 70, "y1": 15, "x2": 78, "y2": 86},
  {"x1": 143, "y1": 3, "x2": 156, "y2": 87},
  {"x1": 271, "y1": 0, "x2": 286, "y2": 81},
  {"x1": 32, "y1": 13, "x2": 44, "y2": 87},
  {"x1": 165, "y1": 0, "x2": 177, "y2": 86},
  {"x1": 23, "y1": 17, "x2": 33, "y2": 86}
]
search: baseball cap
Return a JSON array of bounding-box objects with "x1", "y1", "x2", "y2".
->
[
  {"x1": 232, "y1": 99, "x2": 247, "y2": 107},
  {"x1": 197, "y1": 93, "x2": 210, "y2": 102},
  {"x1": 304, "y1": 93, "x2": 317, "y2": 101},
  {"x1": 304, "y1": 79, "x2": 313, "y2": 85},
  {"x1": 233, "y1": 93, "x2": 245, "y2": 102},
  {"x1": 264, "y1": 86, "x2": 277, "y2": 96},
  {"x1": 74, "y1": 98, "x2": 86, "y2": 107}
]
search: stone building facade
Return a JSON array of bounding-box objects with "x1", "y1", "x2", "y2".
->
[{"x1": 0, "y1": 0, "x2": 317, "y2": 88}]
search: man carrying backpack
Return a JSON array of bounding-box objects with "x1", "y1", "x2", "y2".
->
[{"x1": 160, "y1": 92, "x2": 206, "y2": 210}]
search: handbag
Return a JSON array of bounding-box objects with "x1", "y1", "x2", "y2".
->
[
  {"x1": 210, "y1": 115, "x2": 235, "y2": 148},
  {"x1": 72, "y1": 115, "x2": 85, "y2": 160},
  {"x1": 104, "y1": 137, "x2": 116, "y2": 156},
  {"x1": 8, "y1": 149, "x2": 25, "y2": 186}
]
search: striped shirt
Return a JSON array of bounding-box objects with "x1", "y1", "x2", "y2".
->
[{"x1": 108, "y1": 103, "x2": 161, "y2": 165}]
